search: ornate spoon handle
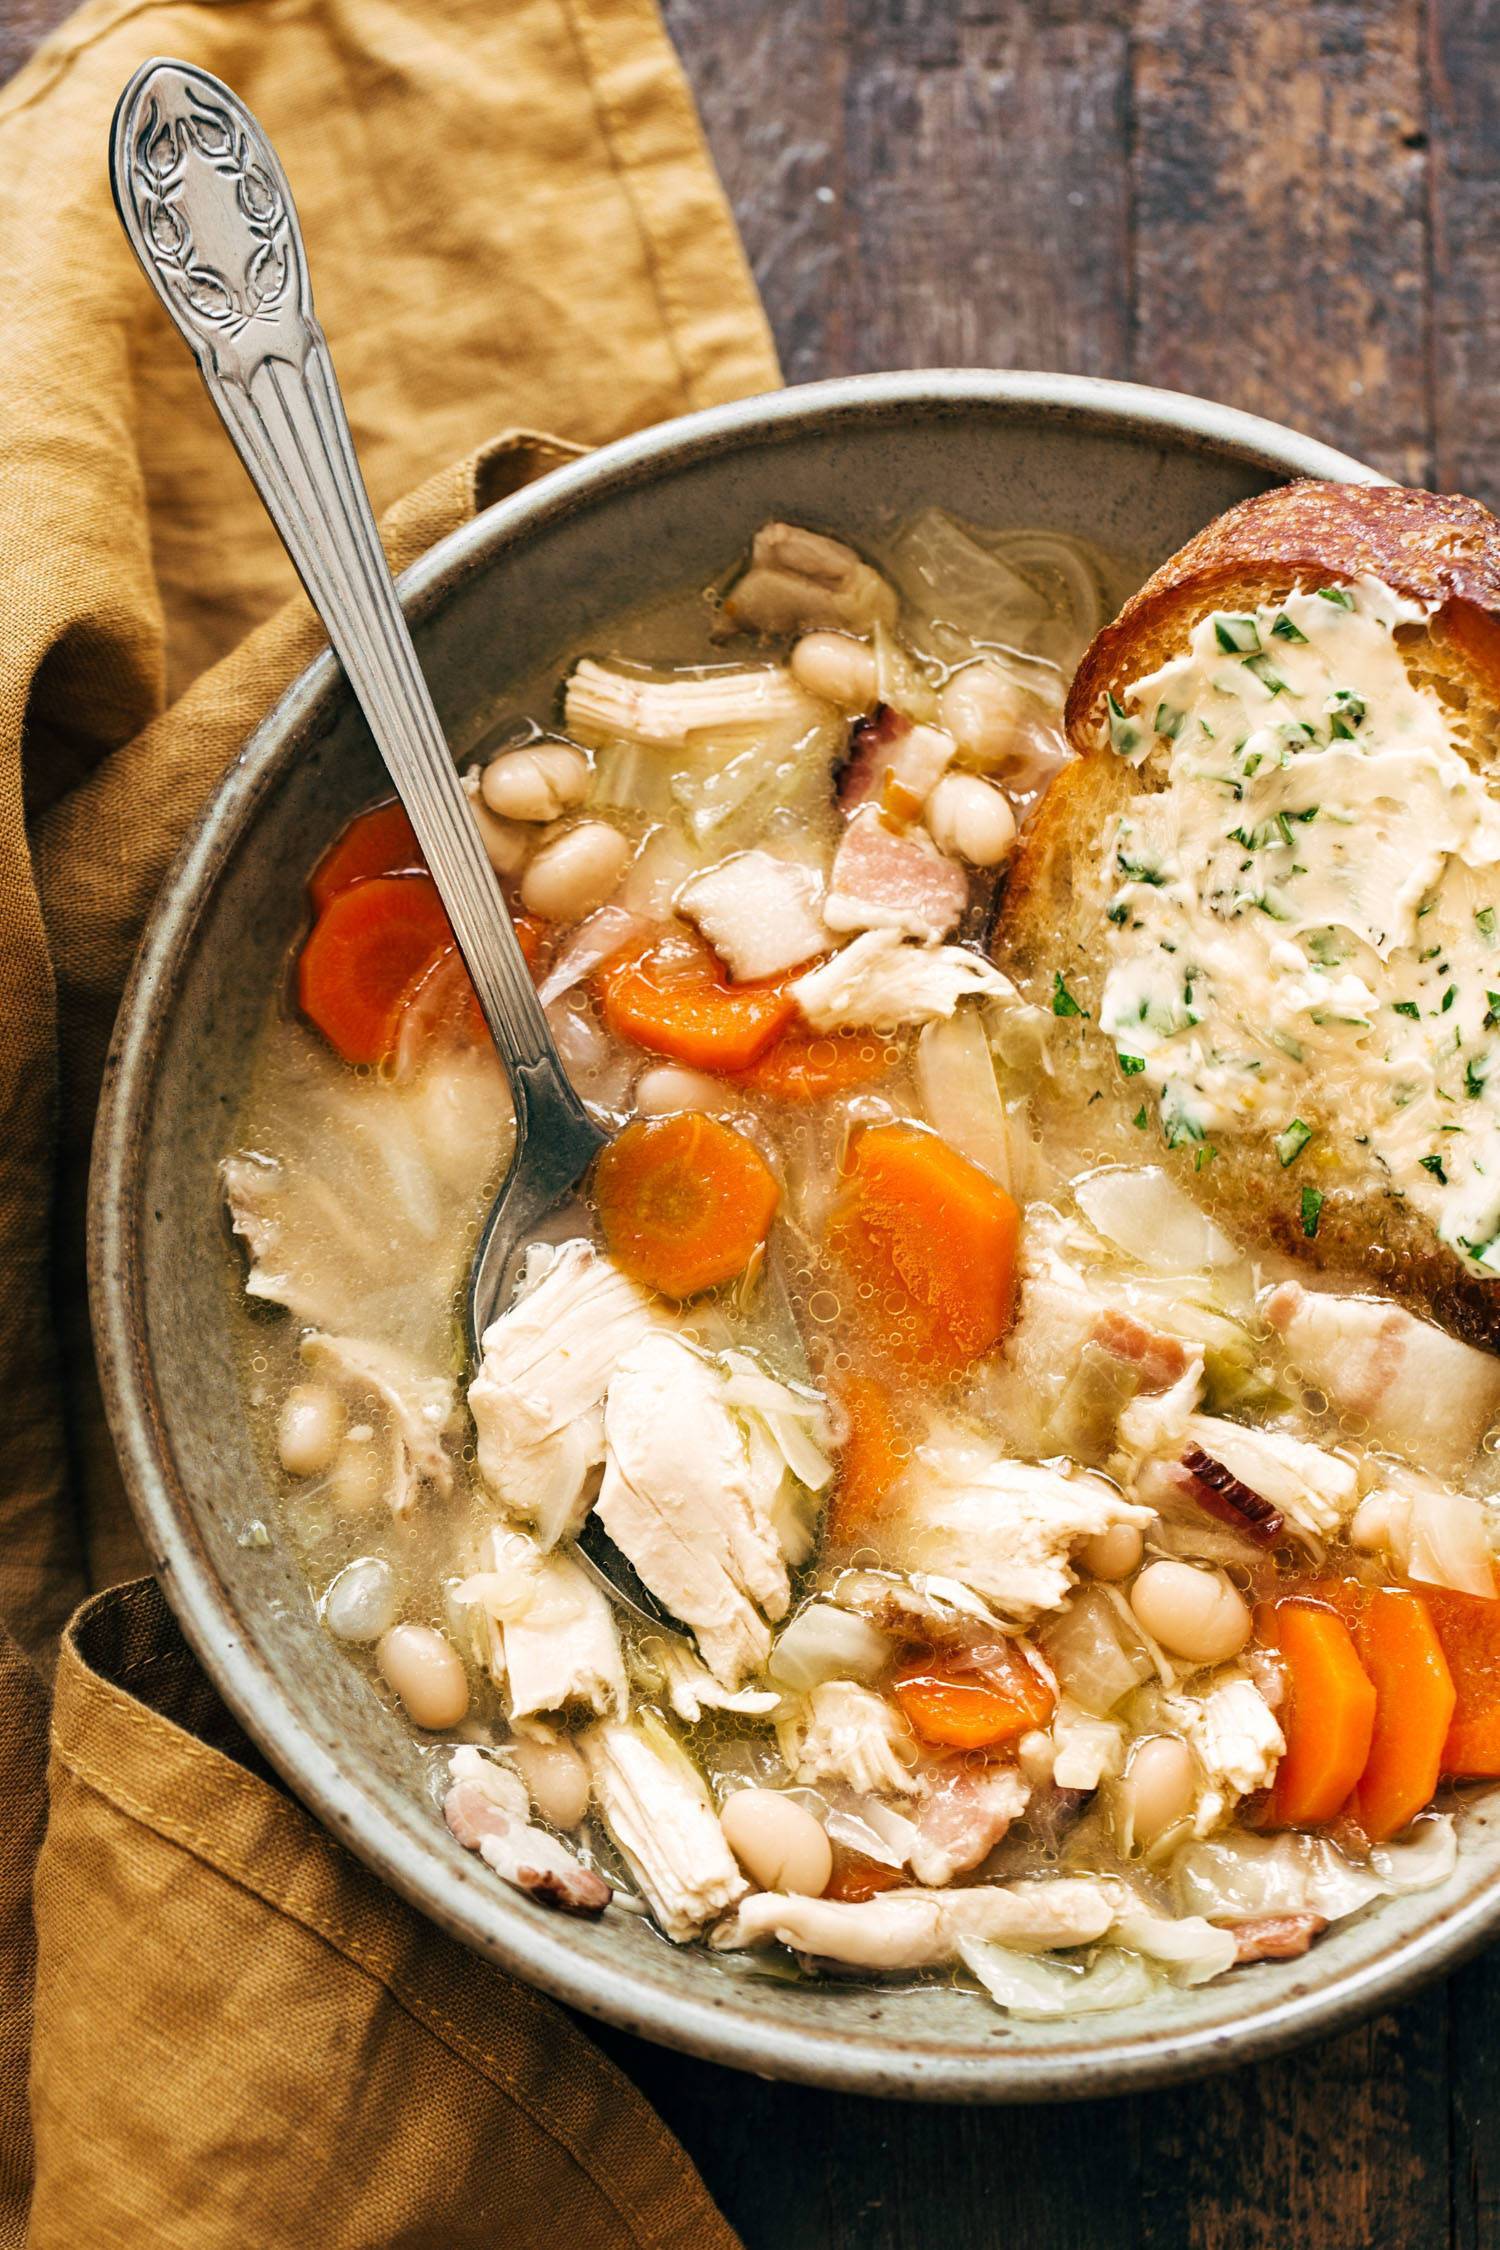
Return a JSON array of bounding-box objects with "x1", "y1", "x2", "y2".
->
[{"x1": 109, "y1": 59, "x2": 598, "y2": 1160}]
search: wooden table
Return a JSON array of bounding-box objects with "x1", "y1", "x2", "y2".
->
[{"x1": 5, "y1": 0, "x2": 1496, "y2": 2240}]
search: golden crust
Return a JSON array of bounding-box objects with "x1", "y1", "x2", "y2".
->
[
  {"x1": 997, "y1": 478, "x2": 1500, "y2": 1349},
  {"x1": 1066, "y1": 480, "x2": 1500, "y2": 749}
]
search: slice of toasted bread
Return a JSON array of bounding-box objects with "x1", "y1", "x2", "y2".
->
[{"x1": 995, "y1": 481, "x2": 1500, "y2": 1348}]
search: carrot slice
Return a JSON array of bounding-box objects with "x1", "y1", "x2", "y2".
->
[
  {"x1": 827, "y1": 1122, "x2": 1021, "y2": 1377},
  {"x1": 596, "y1": 933, "x2": 797, "y2": 1072},
  {"x1": 733, "y1": 1024, "x2": 894, "y2": 1104},
  {"x1": 308, "y1": 798, "x2": 424, "y2": 911},
  {"x1": 1264, "y1": 1598, "x2": 1377, "y2": 1828},
  {"x1": 1353, "y1": 1588, "x2": 1456, "y2": 1841},
  {"x1": 894, "y1": 1644, "x2": 1053, "y2": 1751},
  {"x1": 1415, "y1": 1586, "x2": 1500, "y2": 1777},
  {"x1": 825, "y1": 1374, "x2": 912, "y2": 1550},
  {"x1": 297, "y1": 874, "x2": 455, "y2": 1064},
  {"x1": 592, "y1": 1112, "x2": 779, "y2": 1298}
]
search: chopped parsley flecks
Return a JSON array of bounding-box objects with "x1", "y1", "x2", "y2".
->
[
  {"x1": 1106, "y1": 693, "x2": 1143, "y2": 761},
  {"x1": 1245, "y1": 653, "x2": 1288, "y2": 696},
  {"x1": 1420, "y1": 1153, "x2": 1449, "y2": 1184},
  {"x1": 1275, "y1": 1119, "x2": 1313, "y2": 1168},
  {"x1": 1117, "y1": 1052, "x2": 1146, "y2": 1076},
  {"x1": 1271, "y1": 611, "x2": 1309, "y2": 644},
  {"x1": 1051, "y1": 971, "x2": 1087, "y2": 1019},
  {"x1": 1316, "y1": 585, "x2": 1355, "y2": 609},
  {"x1": 1154, "y1": 703, "x2": 1185, "y2": 740},
  {"x1": 1300, "y1": 1185, "x2": 1325, "y2": 1238},
  {"x1": 1132, "y1": 1104, "x2": 1149, "y2": 1131},
  {"x1": 1392, "y1": 1000, "x2": 1422, "y2": 1019},
  {"x1": 1214, "y1": 613, "x2": 1262, "y2": 654}
]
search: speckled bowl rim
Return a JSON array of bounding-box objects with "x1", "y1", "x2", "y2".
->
[{"x1": 90, "y1": 367, "x2": 1489, "y2": 2104}]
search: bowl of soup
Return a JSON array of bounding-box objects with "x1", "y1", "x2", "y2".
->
[{"x1": 94, "y1": 369, "x2": 1500, "y2": 2100}]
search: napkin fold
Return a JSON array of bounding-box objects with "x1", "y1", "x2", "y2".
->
[{"x1": 0, "y1": 0, "x2": 778, "y2": 2236}]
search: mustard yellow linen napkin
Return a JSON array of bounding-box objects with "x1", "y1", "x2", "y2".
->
[{"x1": 0, "y1": 0, "x2": 779, "y2": 2237}]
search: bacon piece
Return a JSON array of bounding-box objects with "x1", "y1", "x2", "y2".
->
[
  {"x1": 824, "y1": 806, "x2": 969, "y2": 942},
  {"x1": 1226, "y1": 1912, "x2": 1328, "y2": 1964},
  {"x1": 1092, "y1": 1310, "x2": 1192, "y2": 1394},
  {"x1": 1180, "y1": 1443, "x2": 1285, "y2": 1547},
  {"x1": 836, "y1": 706, "x2": 955, "y2": 815}
]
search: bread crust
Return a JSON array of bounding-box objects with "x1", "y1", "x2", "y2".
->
[
  {"x1": 1067, "y1": 480, "x2": 1500, "y2": 752},
  {"x1": 998, "y1": 479, "x2": 1500, "y2": 1350}
]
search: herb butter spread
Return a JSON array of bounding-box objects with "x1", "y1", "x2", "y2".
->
[{"x1": 1098, "y1": 577, "x2": 1500, "y2": 1272}]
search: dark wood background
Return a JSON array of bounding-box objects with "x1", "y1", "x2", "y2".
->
[{"x1": 4, "y1": 0, "x2": 1497, "y2": 2240}]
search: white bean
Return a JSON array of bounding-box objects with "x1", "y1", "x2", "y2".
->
[
  {"x1": 1081, "y1": 1521, "x2": 1146, "y2": 1583},
  {"x1": 1117, "y1": 1734, "x2": 1198, "y2": 1851},
  {"x1": 719, "y1": 1788, "x2": 832, "y2": 1896},
  {"x1": 328, "y1": 1434, "x2": 384, "y2": 1515},
  {"x1": 789, "y1": 630, "x2": 878, "y2": 709},
  {"x1": 481, "y1": 741, "x2": 591, "y2": 823},
  {"x1": 938, "y1": 659, "x2": 1032, "y2": 766},
  {"x1": 461, "y1": 771, "x2": 529, "y2": 875},
  {"x1": 324, "y1": 1556, "x2": 400, "y2": 1644},
  {"x1": 520, "y1": 823, "x2": 630, "y2": 921},
  {"x1": 507, "y1": 1737, "x2": 592, "y2": 1830},
  {"x1": 924, "y1": 772, "x2": 1017, "y2": 866},
  {"x1": 277, "y1": 1382, "x2": 345, "y2": 1478},
  {"x1": 377, "y1": 1624, "x2": 470, "y2": 1731},
  {"x1": 408, "y1": 1050, "x2": 507, "y2": 1195},
  {"x1": 1129, "y1": 1560, "x2": 1251, "y2": 1665},
  {"x1": 635, "y1": 1063, "x2": 725, "y2": 1116}
]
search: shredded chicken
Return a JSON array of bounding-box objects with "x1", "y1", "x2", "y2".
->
[
  {"x1": 468, "y1": 1242, "x2": 664, "y2": 1546},
  {"x1": 563, "y1": 659, "x2": 821, "y2": 755},
  {"x1": 1165, "y1": 1673, "x2": 1285, "y2": 1833},
  {"x1": 1178, "y1": 1413, "x2": 1358, "y2": 1540},
  {"x1": 714, "y1": 1877, "x2": 1119, "y2": 1971},
  {"x1": 831, "y1": 1567, "x2": 1003, "y2": 1645},
  {"x1": 823, "y1": 807, "x2": 968, "y2": 942},
  {"x1": 298, "y1": 1332, "x2": 454, "y2": 1513},
  {"x1": 791, "y1": 929, "x2": 1016, "y2": 1031},
  {"x1": 641, "y1": 1635, "x2": 782, "y2": 1725},
  {"x1": 583, "y1": 1720, "x2": 747, "y2": 1942},
  {"x1": 676, "y1": 850, "x2": 830, "y2": 981},
  {"x1": 1264, "y1": 1280, "x2": 1500, "y2": 1476},
  {"x1": 781, "y1": 1680, "x2": 921, "y2": 1799},
  {"x1": 443, "y1": 1747, "x2": 611, "y2": 1914},
  {"x1": 907, "y1": 1763, "x2": 1030, "y2": 1887},
  {"x1": 894, "y1": 1442, "x2": 1154, "y2": 1622},
  {"x1": 597, "y1": 1335, "x2": 791, "y2": 1687},
  {"x1": 453, "y1": 1525, "x2": 627, "y2": 1730},
  {"x1": 721, "y1": 522, "x2": 899, "y2": 637}
]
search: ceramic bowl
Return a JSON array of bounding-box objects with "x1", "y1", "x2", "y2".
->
[{"x1": 91, "y1": 370, "x2": 1495, "y2": 2101}]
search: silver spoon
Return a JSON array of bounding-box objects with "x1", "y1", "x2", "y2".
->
[{"x1": 110, "y1": 57, "x2": 669, "y2": 1625}]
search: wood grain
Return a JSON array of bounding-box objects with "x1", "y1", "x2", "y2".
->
[
  {"x1": 1130, "y1": 0, "x2": 1433, "y2": 484},
  {"x1": 1430, "y1": 0, "x2": 1500, "y2": 504}
]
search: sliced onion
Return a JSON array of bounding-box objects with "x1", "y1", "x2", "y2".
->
[
  {"x1": 915, "y1": 1010, "x2": 1010, "y2": 1184},
  {"x1": 1076, "y1": 1166, "x2": 1241, "y2": 1275},
  {"x1": 537, "y1": 905, "x2": 647, "y2": 1005},
  {"x1": 768, "y1": 1604, "x2": 894, "y2": 1692},
  {"x1": 958, "y1": 1938, "x2": 1156, "y2": 2019},
  {"x1": 1039, "y1": 1589, "x2": 1154, "y2": 1716}
]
